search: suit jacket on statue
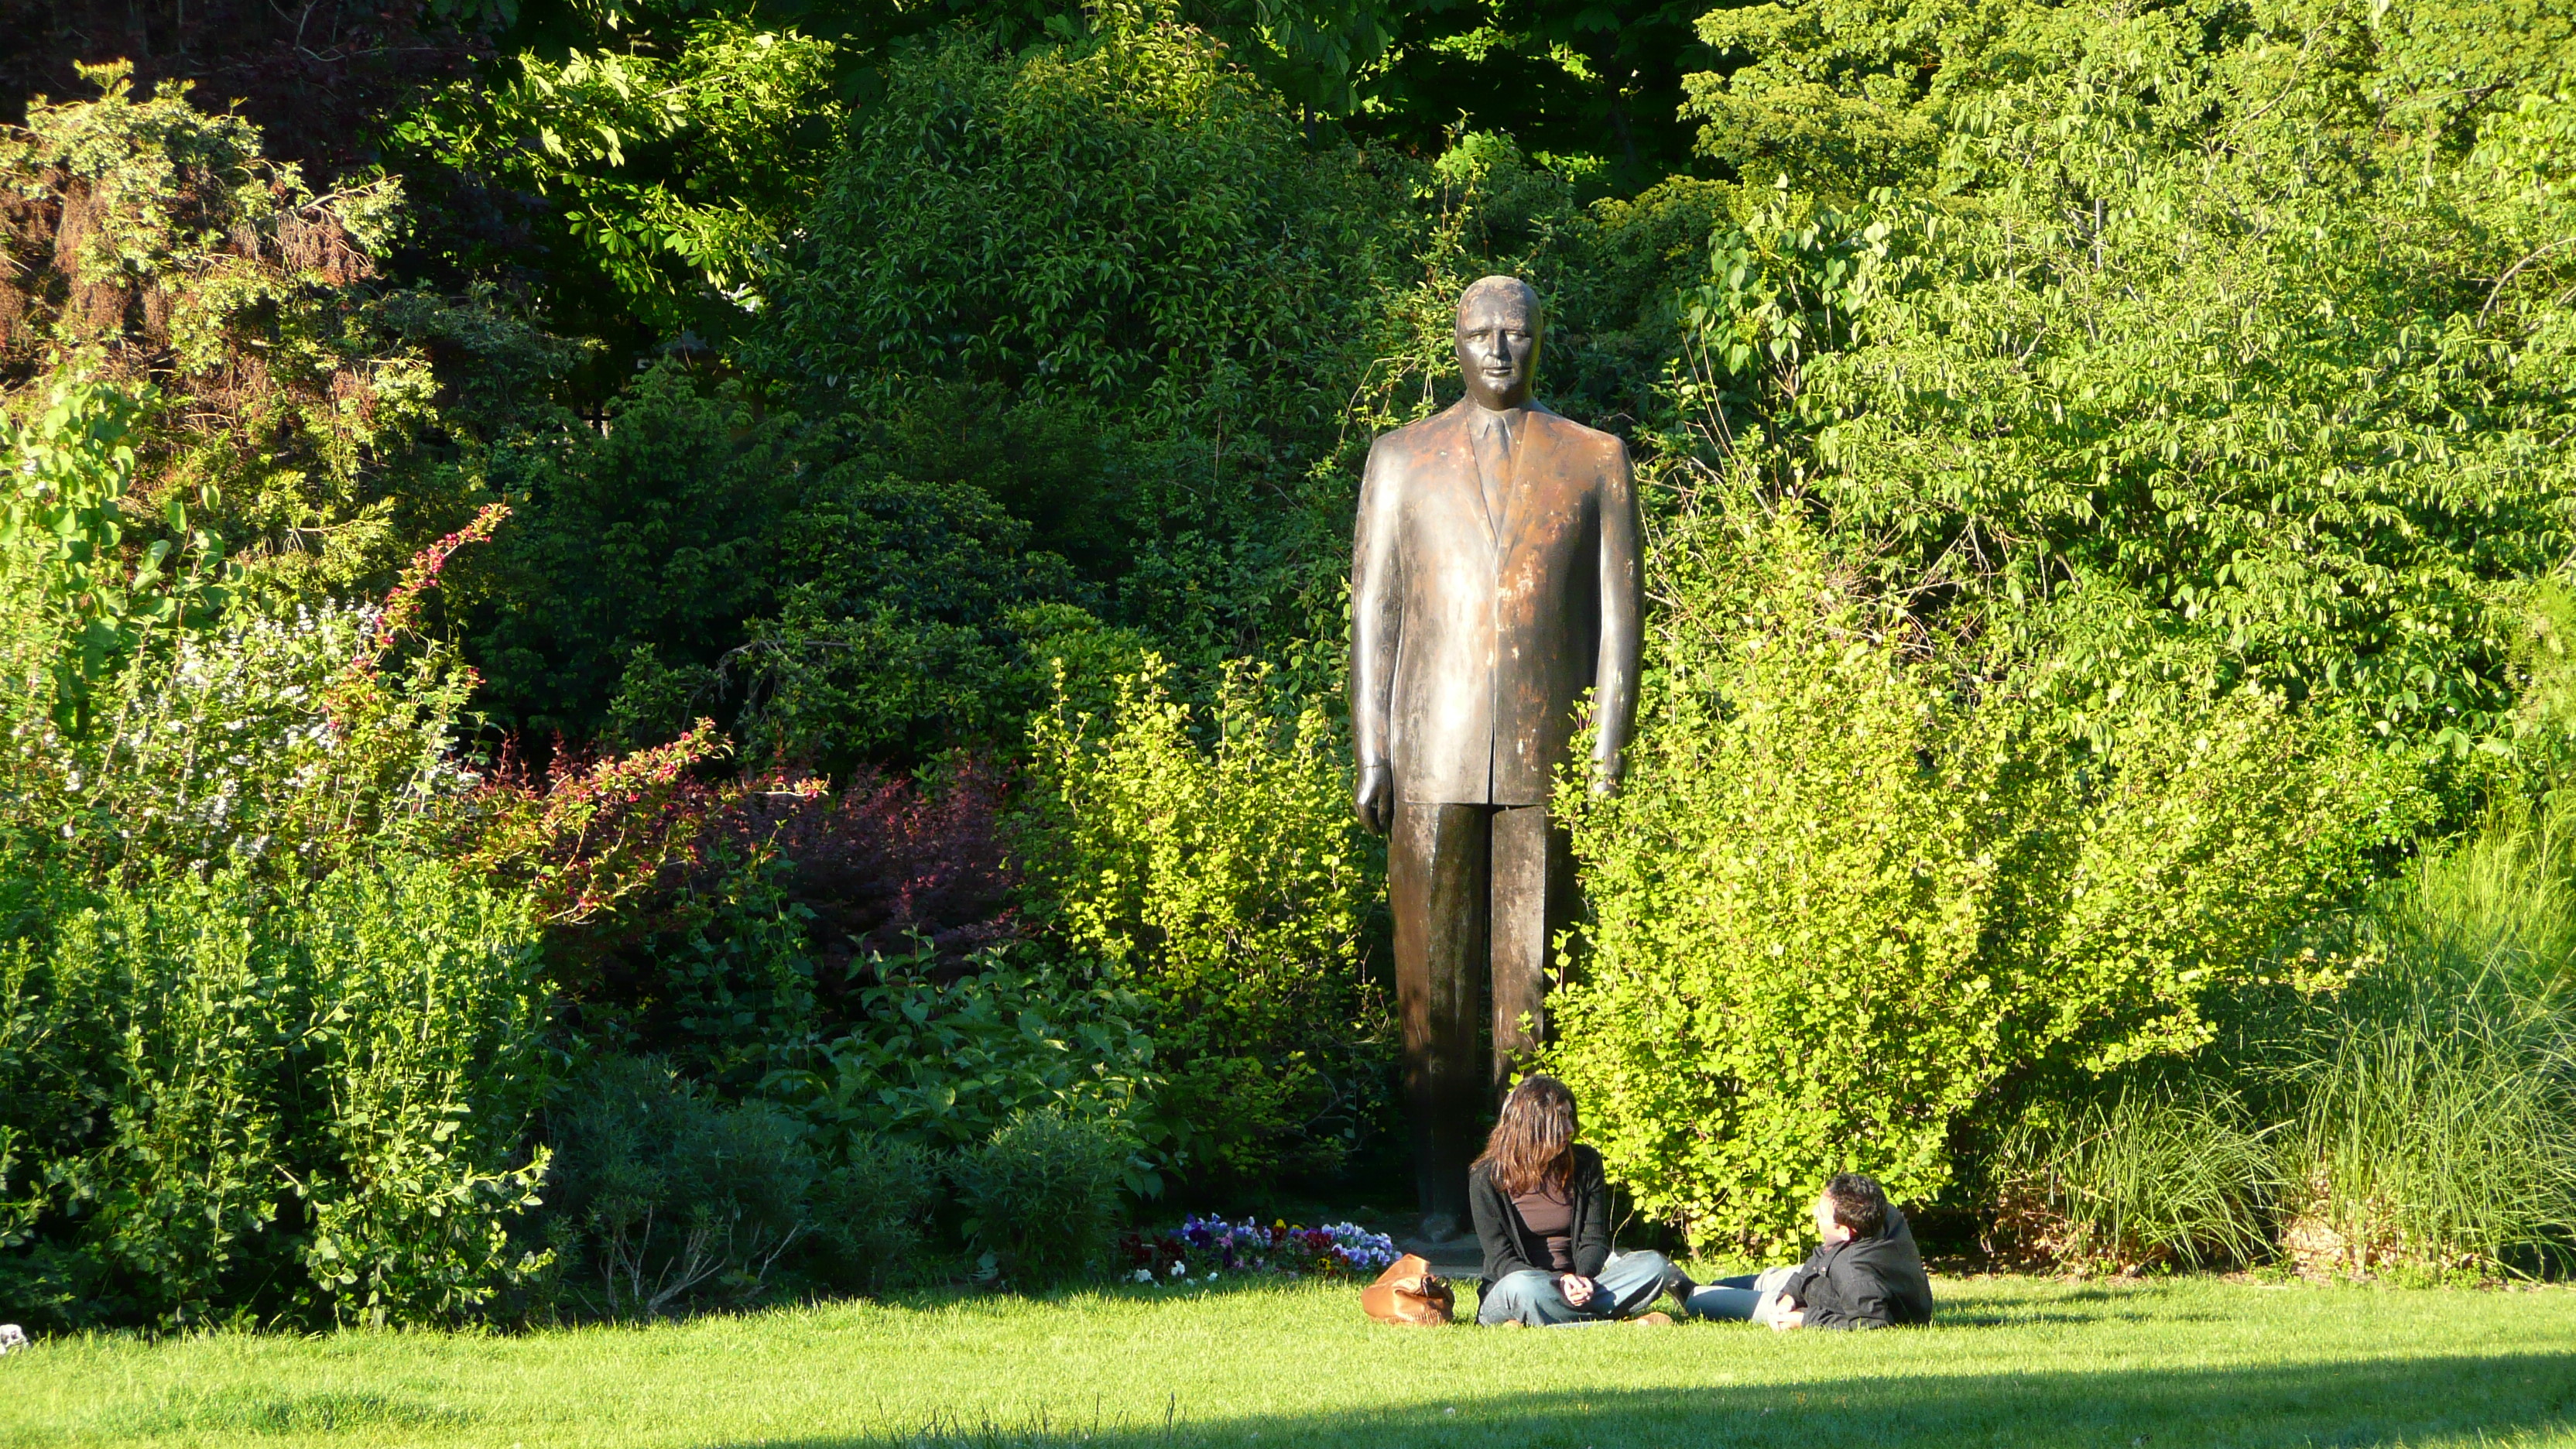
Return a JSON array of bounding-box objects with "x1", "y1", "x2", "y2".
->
[{"x1": 1351, "y1": 399, "x2": 1643, "y2": 806}]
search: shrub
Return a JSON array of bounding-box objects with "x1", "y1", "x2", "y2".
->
[
  {"x1": 516, "y1": 758, "x2": 1032, "y2": 1087},
  {"x1": 1679, "y1": 15, "x2": 2576, "y2": 751},
  {"x1": 540, "y1": 1057, "x2": 816, "y2": 1319},
  {"x1": 455, "y1": 362, "x2": 1082, "y2": 765},
  {"x1": 769, "y1": 949, "x2": 1163, "y2": 1168},
  {"x1": 757, "y1": 22, "x2": 1393, "y2": 449},
  {"x1": 750, "y1": 19, "x2": 1406, "y2": 654},
  {"x1": 1547, "y1": 486, "x2": 2421, "y2": 1259},
  {"x1": 0, "y1": 851, "x2": 550, "y2": 1329},
  {"x1": 0, "y1": 412, "x2": 584, "y2": 1329},
  {"x1": 951, "y1": 1108, "x2": 1130, "y2": 1289},
  {"x1": 283, "y1": 858, "x2": 555, "y2": 1325},
  {"x1": 1, "y1": 67, "x2": 572, "y2": 595},
  {"x1": 810, "y1": 1136, "x2": 944, "y2": 1294},
  {"x1": 1022, "y1": 656, "x2": 1387, "y2": 1181},
  {"x1": 0, "y1": 442, "x2": 499, "y2": 889}
]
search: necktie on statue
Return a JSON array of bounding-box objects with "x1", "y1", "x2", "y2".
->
[{"x1": 1471, "y1": 412, "x2": 1516, "y2": 540}]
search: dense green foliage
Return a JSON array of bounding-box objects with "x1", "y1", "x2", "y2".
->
[
  {"x1": 1990, "y1": 800, "x2": 2576, "y2": 1278},
  {"x1": 455, "y1": 362, "x2": 1078, "y2": 760},
  {"x1": 1548, "y1": 488, "x2": 2418, "y2": 1255},
  {"x1": 1025, "y1": 659, "x2": 1383, "y2": 1181},
  {"x1": 749, "y1": 22, "x2": 1406, "y2": 656},
  {"x1": 1, "y1": 66, "x2": 567, "y2": 595},
  {"x1": 0, "y1": 854, "x2": 550, "y2": 1328},
  {"x1": 1683, "y1": 0, "x2": 2576, "y2": 747},
  {"x1": 951, "y1": 1107, "x2": 1136, "y2": 1287},
  {"x1": 5, "y1": 0, "x2": 2576, "y2": 1329}
]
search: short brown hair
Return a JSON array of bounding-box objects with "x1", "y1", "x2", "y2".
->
[
  {"x1": 1475, "y1": 1074, "x2": 1577, "y2": 1196},
  {"x1": 1824, "y1": 1172, "x2": 1890, "y2": 1238}
]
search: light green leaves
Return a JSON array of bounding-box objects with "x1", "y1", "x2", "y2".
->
[
  {"x1": 0, "y1": 381, "x2": 229, "y2": 735},
  {"x1": 1547, "y1": 489, "x2": 2420, "y2": 1258}
]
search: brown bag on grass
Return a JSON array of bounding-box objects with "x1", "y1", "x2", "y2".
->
[{"x1": 1361, "y1": 1253, "x2": 1455, "y2": 1326}]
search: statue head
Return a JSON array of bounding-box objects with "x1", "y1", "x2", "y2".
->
[{"x1": 1454, "y1": 276, "x2": 1543, "y2": 412}]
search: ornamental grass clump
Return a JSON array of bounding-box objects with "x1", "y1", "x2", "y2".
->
[
  {"x1": 2263, "y1": 810, "x2": 2576, "y2": 1278},
  {"x1": 1988, "y1": 1081, "x2": 2282, "y2": 1271}
]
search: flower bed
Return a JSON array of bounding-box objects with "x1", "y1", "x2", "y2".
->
[{"x1": 1121, "y1": 1216, "x2": 1399, "y2": 1284}]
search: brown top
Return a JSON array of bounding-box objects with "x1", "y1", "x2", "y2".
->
[{"x1": 1509, "y1": 1183, "x2": 1574, "y2": 1272}]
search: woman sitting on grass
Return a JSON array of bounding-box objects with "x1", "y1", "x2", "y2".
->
[{"x1": 1470, "y1": 1074, "x2": 1681, "y2": 1327}]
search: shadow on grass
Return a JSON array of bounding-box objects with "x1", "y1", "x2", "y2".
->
[{"x1": 709, "y1": 1351, "x2": 2576, "y2": 1449}]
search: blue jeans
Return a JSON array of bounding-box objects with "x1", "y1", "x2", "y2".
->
[
  {"x1": 1477, "y1": 1250, "x2": 1677, "y2": 1327},
  {"x1": 1681, "y1": 1265, "x2": 1797, "y2": 1323}
]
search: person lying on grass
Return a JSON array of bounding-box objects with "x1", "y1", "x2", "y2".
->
[
  {"x1": 1469, "y1": 1074, "x2": 1683, "y2": 1327},
  {"x1": 1672, "y1": 1173, "x2": 1934, "y2": 1331}
]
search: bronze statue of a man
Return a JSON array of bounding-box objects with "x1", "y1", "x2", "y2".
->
[{"x1": 1351, "y1": 276, "x2": 1643, "y2": 1234}]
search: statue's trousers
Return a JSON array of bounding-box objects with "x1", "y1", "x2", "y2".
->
[{"x1": 1389, "y1": 800, "x2": 1577, "y2": 1222}]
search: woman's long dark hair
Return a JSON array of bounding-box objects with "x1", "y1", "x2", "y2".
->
[{"x1": 1475, "y1": 1074, "x2": 1578, "y2": 1196}]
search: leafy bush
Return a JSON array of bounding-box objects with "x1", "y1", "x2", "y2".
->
[
  {"x1": 1023, "y1": 657, "x2": 1386, "y2": 1181},
  {"x1": 540, "y1": 1057, "x2": 816, "y2": 1319},
  {"x1": 811, "y1": 1136, "x2": 945, "y2": 1293},
  {"x1": 390, "y1": 17, "x2": 839, "y2": 339},
  {"x1": 770, "y1": 950, "x2": 1163, "y2": 1167},
  {"x1": 750, "y1": 19, "x2": 1405, "y2": 654},
  {"x1": 0, "y1": 406, "x2": 590, "y2": 1331},
  {"x1": 0, "y1": 382, "x2": 226, "y2": 737},
  {"x1": 0, "y1": 415, "x2": 500, "y2": 891},
  {"x1": 1, "y1": 67, "x2": 571, "y2": 594},
  {"x1": 951, "y1": 1108, "x2": 1131, "y2": 1289},
  {"x1": 0, "y1": 852, "x2": 550, "y2": 1329},
  {"x1": 516, "y1": 758, "x2": 1032, "y2": 1086},
  {"x1": 1677, "y1": 3, "x2": 2576, "y2": 751},
  {"x1": 457, "y1": 361, "x2": 1081, "y2": 763},
  {"x1": 1547, "y1": 485, "x2": 2420, "y2": 1258}
]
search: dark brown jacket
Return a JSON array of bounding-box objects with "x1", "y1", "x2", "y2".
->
[
  {"x1": 1468, "y1": 1144, "x2": 1612, "y2": 1293},
  {"x1": 1351, "y1": 400, "x2": 1643, "y2": 806}
]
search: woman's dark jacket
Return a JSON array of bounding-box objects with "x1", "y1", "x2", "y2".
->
[
  {"x1": 1780, "y1": 1207, "x2": 1934, "y2": 1330},
  {"x1": 1468, "y1": 1145, "x2": 1612, "y2": 1293}
]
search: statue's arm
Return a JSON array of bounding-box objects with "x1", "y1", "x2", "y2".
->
[
  {"x1": 1592, "y1": 440, "x2": 1643, "y2": 792},
  {"x1": 1351, "y1": 440, "x2": 1401, "y2": 829}
]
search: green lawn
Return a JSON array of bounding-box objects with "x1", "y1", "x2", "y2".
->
[{"x1": 5, "y1": 1274, "x2": 2574, "y2": 1448}]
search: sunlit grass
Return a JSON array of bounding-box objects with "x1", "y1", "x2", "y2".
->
[{"x1": 3, "y1": 1274, "x2": 2573, "y2": 1447}]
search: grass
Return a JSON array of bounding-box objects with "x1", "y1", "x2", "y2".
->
[{"x1": 4, "y1": 1273, "x2": 2575, "y2": 1448}]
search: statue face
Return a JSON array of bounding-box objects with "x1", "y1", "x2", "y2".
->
[{"x1": 1455, "y1": 289, "x2": 1540, "y2": 411}]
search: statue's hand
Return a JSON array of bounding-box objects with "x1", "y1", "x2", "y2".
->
[{"x1": 1354, "y1": 762, "x2": 1395, "y2": 835}]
